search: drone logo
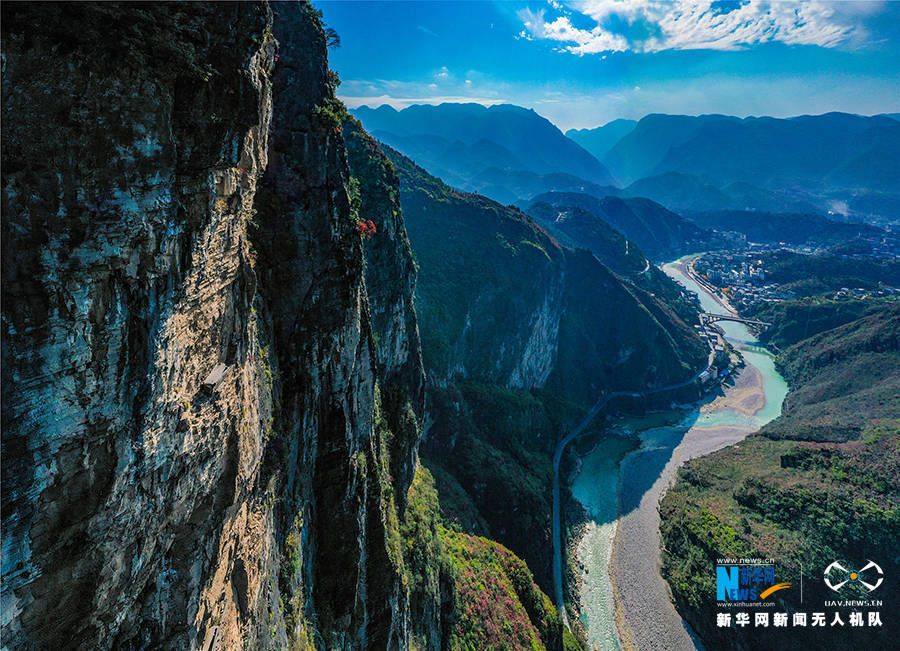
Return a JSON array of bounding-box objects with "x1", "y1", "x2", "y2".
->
[{"x1": 823, "y1": 560, "x2": 883, "y2": 592}]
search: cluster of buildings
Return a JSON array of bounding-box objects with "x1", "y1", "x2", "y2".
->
[
  {"x1": 695, "y1": 247, "x2": 898, "y2": 312},
  {"x1": 694, "y1": 252, "x2": 794, "y2": 310},
  {"x1": 694, "y1": 319, "x2": 731, "y2": 386}
]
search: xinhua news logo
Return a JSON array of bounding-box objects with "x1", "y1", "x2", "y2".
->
[{"x1": 717, "y1": 562, "x2": 791, "y2": 602}]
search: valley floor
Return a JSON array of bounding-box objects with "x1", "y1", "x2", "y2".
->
[
  {"x1": 610, "y1": 417, "x2": 761, "y2": 650},
  {"x1": 572, "y1": 258, "x2": 784, "y2": 650},
  {"x1": 566, "y1": 353, "x2": 772, "y2": 649}
]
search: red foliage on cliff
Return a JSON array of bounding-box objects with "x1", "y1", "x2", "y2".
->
[{"x1": 356, "y1": 219, "x2": 377, "y2": 239}]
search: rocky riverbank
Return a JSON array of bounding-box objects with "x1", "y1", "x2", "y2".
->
[{"x1": 608, "y1": 263, "x2": 782, "y2": 650}]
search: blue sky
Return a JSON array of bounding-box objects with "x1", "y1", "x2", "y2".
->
[{"x1": 315, "y1": 1, "x2": 900, "y2": 130}]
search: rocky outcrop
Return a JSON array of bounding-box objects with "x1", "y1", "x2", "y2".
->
[
  {"x1": 342, "y1": 116, "x2": 426, "y2": 498},
  {"x1": 507, "y1": 276, "x2": 564, "y2": 390},
  {"x1": 2, "y1": 3, "x2": 429, "y2": 649}
]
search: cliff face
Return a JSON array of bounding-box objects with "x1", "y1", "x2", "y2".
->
[
  {"x1": 546, "y1": 248, "x2": 707, "y2": 406},
  {"x1": 2, "y1": 3, "x2": 428, "y2": 649},
  {"x1": 381, "y1": 146, "x2": 567, "y2": 390}
]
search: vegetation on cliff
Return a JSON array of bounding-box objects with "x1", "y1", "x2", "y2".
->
[
  {"x1": 345, "y1": 99, "x2": 581, "y2": 650},
  {"x1": 760, "y1": 304, "x2": 899, "y2": 442},
  {"x1": 399, "y1": 464, "x2": 583, "y2": 650},
  {"x1": 387, "y1": 146, "x2": 707, "y2": 399},
  {"x1": 441, "y1": 528, "x2": 580, "y2": 650}
]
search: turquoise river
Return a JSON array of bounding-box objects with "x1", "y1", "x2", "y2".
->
[{"x1": 570, "y1": 256, "x2": 789, "y2": 650}]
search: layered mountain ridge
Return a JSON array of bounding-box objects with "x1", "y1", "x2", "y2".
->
[
  {"x1": 352, "y1": 103, "x2": 617, "y2": 204},
  {"x1": 574, "y1": 112, "x2": 900, "y2": 222},
  {"x1": 527, "y1": 191, "x2": 719, "y2": 261}
]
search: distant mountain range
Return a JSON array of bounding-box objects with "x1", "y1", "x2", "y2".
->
[
  {"x1": 684, "y1": 210, "x2": 886, "y2": 249},
  {"x1": 565, "y1": 119, "x2": 636, "y2": 161},
  {"x1": 573, "y1": 112, "x2": 900, "y2": 222},
  {"x1": 575, "y1": 112, "x2": 900, "y2": 187},
  {"x1": 352, "y1": 103, "x2": 617, "y2": 202},
  {"x1": 354, "y1": 103, "x2": 900, "y2": 225}
]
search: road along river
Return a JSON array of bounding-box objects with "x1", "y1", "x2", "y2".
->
[{"x1": 569, "y1": 255, "x2": 788, "y2": 650}]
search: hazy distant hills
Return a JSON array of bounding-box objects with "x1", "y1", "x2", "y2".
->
[
  {"x1": 574, "y1": 112, "x2": 899, "y2": 187},
  {"x1": 684, "y1": 210, "x2": 885, "y2": 248},
  {"x1": 648, "y1": 113, "x2": 899, "y2": 191},
  {"x1": 354, "y1": 103, "x2": 900, "y2": 224},
  {"x1": 352, "y1": 103, "x2": 616, "y2": 202},
  {"x1": 601, "y1": 114, "x2": 732, "y2": 185},
  {"x1": 567, "y1": 112, "x2": 900, "y2": 223},
  {"x1": 565, "y1": 118, "x2": 637, "y2": 161},
  {"x1": 624, "y1": 172, "x2": 735, "y2": 212}
]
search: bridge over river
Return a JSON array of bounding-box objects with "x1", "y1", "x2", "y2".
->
[{"x1": 699, "y1": 312, "x2": 770, "y2": 328}]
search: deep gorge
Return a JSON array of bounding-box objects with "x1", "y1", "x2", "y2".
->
[{"x1": 2, "y1": 3, "x2": 714, "y2": 649}]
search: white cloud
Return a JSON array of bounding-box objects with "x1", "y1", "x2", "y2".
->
[
  {"x1": 340, "y1": 95, "x2": 509, "y2": 110},
  {"x1": 518, "y1": 8, "x2": 628, "y2": 52},
  {"x1": 339, "y1": 71, "x2": 500, "y2": 111},
  {"x1": 520, "y1": 1, "x2": 861, "y2": 54}
]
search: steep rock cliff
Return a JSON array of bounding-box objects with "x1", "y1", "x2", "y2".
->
[
  {"x1": 2, "y1": 3, "x2": 430, "y2": 649},
  {"x1": 387, "y1": 148, "x2": 705, "y2": 400},
  {"x1": 2, "y1": 4, "x2": 275, "y2": 647}
]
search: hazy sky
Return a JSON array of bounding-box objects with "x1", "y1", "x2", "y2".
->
[{"x1": 316, "y1": 0, "x2": 900, "y2": 131}]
